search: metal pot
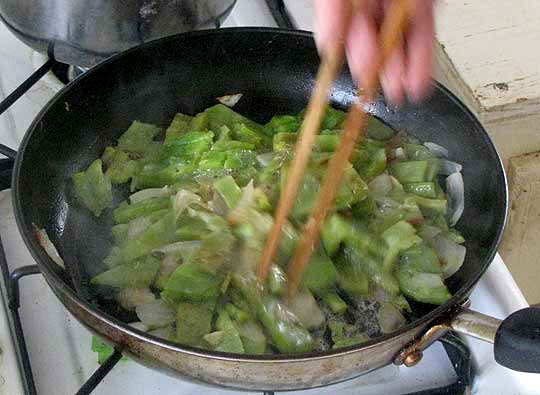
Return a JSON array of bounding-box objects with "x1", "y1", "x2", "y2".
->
[
  {"x1": 5, "y1": 28, "x2": 540, "y2": 392},
  {"x1": 0, "y1": 0, "x2": 236, "y2": 67}
]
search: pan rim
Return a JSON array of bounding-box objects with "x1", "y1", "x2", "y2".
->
[{"x1": 11, "y1": 27, "x2": 508, "y2": 363}]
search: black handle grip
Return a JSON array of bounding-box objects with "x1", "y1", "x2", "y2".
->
[{"x1": 494, "y1": 307, "x2": 540, "y2": 373}]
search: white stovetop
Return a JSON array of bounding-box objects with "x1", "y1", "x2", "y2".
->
[{"x1": 0, "y1": 1, "x2": 538, "y2": 394}]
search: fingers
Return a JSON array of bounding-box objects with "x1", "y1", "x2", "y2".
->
[
  {"x1": 381, "y1": 43, "x2": 407, "y2": 105},
  {"x1": 345, "y1": 0, "x2": 409, "y2": 105},
  {"x1": 313, "y1": 0, "x2": 351, "y2": 56},
  {"x1": 345, "y1": 7, "x2": 378, "y2": 91},
  {"x1": 404, "y1": 0, "x2": 435, "y2": 102},
  {"x1": 314, "y1": 0, "x2": 436, "y2": 105}
]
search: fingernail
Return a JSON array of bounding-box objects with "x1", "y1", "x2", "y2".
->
[
  {"x1": 406, "y1": 87, "x2": 422, "y2": 104},
  {"x1": 380, "y1": 73, "x2": 391, "y2": 99},
  {"x1": 405, "y1": 78, "x2": 433, "y2": 104},
  {"x1": 380, "y1": 74, "x2": 404, "y2": 106}
]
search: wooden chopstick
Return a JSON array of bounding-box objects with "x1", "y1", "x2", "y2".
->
[
  {"x1": 256, "y1": 46, "x2": 343, "y2": 285},
  {"x1": 286, "y1": 0, "x2": 413, "y2": 299},
  {"x1": 257, "y1": 1, "x2": 362, "y2": 285}
]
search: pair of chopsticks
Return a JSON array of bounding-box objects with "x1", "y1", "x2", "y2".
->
[{"x1": 258, "y1": 0, "x2": 413, "y2": 299}]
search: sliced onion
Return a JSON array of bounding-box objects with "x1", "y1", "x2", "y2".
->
[
  {"x1": 236, "y1": 320, "x2": 266, "y2": 345},
  {"x1": 265, "y1": 298, "x2": 301, "y2": 324},
  {"x1": 446, "y1": 172, "x2": 464, "y2": 226},
  {"x1": 372, "y1": 286, "x2": 392, "y2": 303},
  {"x1": 160, "y1": 253, "x2": 181, "y2": 272},
  {"x1": 406, "y1": 135, "x2": 421, "y2": 145},
  {"x1": 217, "y1": 93, "x2": 243, "y2": 107},
  {"x1": 33, "y1": 225, "x2": 64, "y2": 268},
  {"x1": 155, "y1": 254, "x2": 181, "y2": 287},
  {"x1": 117, "y1": 288, "x2": 156, "y2": 311},
  {"x1": 256, "y1": 152, "x2": 275, "y2": 166},
  {"x1": 209, "y1": 191, "x2": 228, "y2": 216},
  {"x1": 439, "y1": 159, "x2": 462, "y2": 175},
  {"x1": 411, "y1": 272, "x2": 447, "y2": 288},
  {"x1": 424, "y1": 142, "x2": 449, "y2": 158},
  {"x1": 418, "y1": 224, "x2": 443, "y2": 241},
  {"x1": 374, "y1": 196, "x2": 401, "y2": 210},
  {"x1": 173, "y1": 189, "x2": 202, "y2": 218},
  {"x1": 153, "y1": 241, "x2": 201, "y2": 262},
  {"x1": 136, "y1": 299, "x2": 176, "y2": 328},
  {"x1": 238, "y1": 180, "x2": 255, "y2": 209},
  {"x1": 127, "y1": 216, "x2": 152, "y2": 240},
  {"x1": 288, "y1": 291, "x2": 325, "y2": 329},
  {"x1": 389, "y1": 175, "x2": 404, "y2": 191},
  {"x1": 130, "y1": 186, "x2": 172, "y2": 204},
  {"x1": 430, "y1": 234, "x2": 466, "y2": 278},
  {"x1": 377, "y1": 302, "x2": 407, "y2": 334},
  {"x1": 369, "y1": 173, "x2": 393, "y2": 197},
  {"x1": 203, "y1": 331, "x2": 224, "y2": 346},
  {"x1": 128, "y1": 321, "x2": 149, "y2": 332},
  {"x1": 394, "y1": 147, "x2": 407, "y2": 160},
  {"x1": 149, "y1": 326, "x2": 174, "y2": 341},
  {"x1": 252, "y1": 211, "x2": 273, "y2": 235},
  {"x1": 228, "y1": 181, "x2": 256, "y2": 224},
  {"x1": 239, "y1": 244, "x2": 262, "y2": 273}
]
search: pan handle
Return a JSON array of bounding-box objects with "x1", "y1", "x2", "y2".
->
[{"x1": 451, "y1": 307, "x2": 540, "y2": 373}]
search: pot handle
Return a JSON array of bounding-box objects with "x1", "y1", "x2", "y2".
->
[{"x1": 451, "y1": 307, "x2": 540, "y2": 373}]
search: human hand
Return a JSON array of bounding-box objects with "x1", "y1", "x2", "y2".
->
[{"x1": 314, "y1": 0, "x2": 435, "y2": 105}]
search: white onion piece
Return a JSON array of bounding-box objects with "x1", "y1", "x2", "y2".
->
[
  {"x1": 424, "y1": 142, "x2": 449, "y2": 158},
  {"x1": 217, "y1": 93, "x2": 243, "y2": 107},
  {"x1": 228, "y1": 180, "x2": 256, "y2": 223},
  {"x1": 288, "y1": 291, "x2": 325, "y2": 329},
  {"x1": 33, "y1": 225, "x2": 65, "y2": 268},
  {"x1": 237, "y1": 180, "x2": 255, "y2": 209},
  {"x1": 256, "y1": 152, "x2": 275, "y2": 166},
  {"x1": 372, "y1": 286, "x2": 392, "y2": 303},
  {"x1": 136, "y1": 299, "x2": 176, "y2": 328},
  {"x1": 127, "y1": 216, "x2": 152, "y2": 240},
  {"x1": 153, "y1": 241, "x2": 201, "y2": 262},
  {"x1": 439, "y1": 159, "x2": 462, "y2": 175},
  {"x1": 173, "y1": 189, "x2": 202, "y2": 218},
  {"x1": 265, "y1": 298, "x2": 301, "y2": 324},
  {"x1": 377, "y1": 302, "x2": 407, "y2": 334},
  {"x1": 374, "y1": 196, "x2": 400, "y2": 210},
  {"x1": 411, "y1": 273, "x2": 447, "y2": 289},
  {"x1": 369, "y1": 173, "x2": 393, "y2": 197},
  {"x1": 446, "y1": 172, "x2": 465, "y2": 226},
  {"x1": 130, "y1": 186, "x2": 172, "y2": 204},
  {"x1": 128, "y1": 321, "x2": 149, "y2": 332},
  {"x1": 252, "y1": 211, "x2": 273, "y2": 235},
  {"x1": 239, "y1": 244, "x2": 261, "y2": 273},
  {"x1": 430, "y1": 234, "x2": 466, "y2": 279},
  {"x1": 418, "y1": 225, "x2": 443, "y2": 241},
  {"x1": 148, "y1": 326, "x2": 173, "y2": 341},
  {"x1": 117, "y1": 288, "x2": 156, "y2": 311},
  {"x1": 394, "y1": 147, "x2": 407, "y2": 160},
  {"x1": 389, "y1": 175, "x2": 404, "y2": 191},
  {"x1": 236, "y1": 320, "x2": 266, "y2": 345},
  {"x1": 156, "y1": 254, "x2": 181, "y2": 282},
  {"x1": 209, "y1": 192, "x2": 228, "y2": 216}
]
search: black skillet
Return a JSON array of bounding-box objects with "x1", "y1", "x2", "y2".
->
[{"x1": 3, "y1": 28, "x2": 540, "y2": 391}]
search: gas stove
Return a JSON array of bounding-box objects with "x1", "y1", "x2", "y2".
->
[{"x1": 0, "y1": 1, "x2": 538, "y2": 394}]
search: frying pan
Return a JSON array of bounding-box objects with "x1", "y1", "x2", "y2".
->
[{"x1": 5, "y1": 28, "x2": 540, "y2": 391}]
